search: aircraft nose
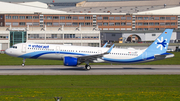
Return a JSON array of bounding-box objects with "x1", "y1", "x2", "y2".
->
[{"x1": 5, "y1": 49, "x2": 10, "y2": 55}]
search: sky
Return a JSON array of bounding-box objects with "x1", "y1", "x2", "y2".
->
[{"x1": 0, "y1": 0, "x2": 141, "y2": 3}]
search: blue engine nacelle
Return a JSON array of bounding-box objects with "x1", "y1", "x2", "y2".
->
[{"x1": 64, "y1": 57, "x2": 78, "y2": 66}]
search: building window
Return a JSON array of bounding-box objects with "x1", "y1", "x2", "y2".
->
[
  {"x1": 166, "y1": 17, "x2": 170, "y2": 20},
  {"x1": 149, "y1": 28, "x2": 154, "y2": 30},
  {"x1": 149, "y1": 22, "x2": 154, "y2": 25},
  {"x1": 127, "y1": 17, "x2": 131, "y2": 20},
  {"x1": 121, "y1": 17, "x2": 126, "y2": 20},
  {"x1": 160, "y1": 28, "x2": 165, "y2": 30},
  {"x1": 121, "y1": 22, "x2": 126, "y2": 26},
  {"x1": 12, "y1": 16, "x2": 18, "y2": 19},
  {"x1": 79, "y1": 16, "x2": 84, "y2": 20},
  {"x1": 79, "y1": 22, "x2": 84, "y2": 26},
  {"x1": 26, "y1": 16, "x2": 32, "y2": 19},
  {"x1": 154, "y1": 17, "x2": 159, "y2": 20},
  {"x1": 166, "y1": 23, "x2": 170, "y2": 25},
  {"x1": 138, "y1": 28, "x2": 143, "y2": 30},
  {"x1": 12, "y1": 22, "x2": 19, "y2": 26},
  {"x1": 171, "y1": 17, "x2": 176, "y2": 20},
  {"x1": 160, "y1": 22, "x2": 165, "y2": 25},
  {"x1": 33, "y1": 22, "x2": 39, "y2": 26},
  {"x1": 143, "y1": 23, "x2": 148, "y2": 25},
  {"x1": 138, "y1": 22, "x2": 143, "y2": 26},
  {"x1": 155, "y1": 28, "x2": 159, "y2": 30},
  {"x1": 26, "y1": 22, "x2": 32, "y2": 26},
  {"x1": 6, "y1": 16, "x2": 11, "y2": 19},
  {"x1": 97, "y1": 22, "x2": 102, "y2": 26},
  {"x1": 64, "y1": 34, "x2": 75, "y2": 38},
  {"x1": 72, "y1": 22, "x2": 78, "y2": 26},
  {"x1": 66, "y1": 22, "x2": 72, "y2": 26},
  {"x1": 126, "y1": 22, "x2": 131, "y2": 26},
  {"x1": 109, "y1": 17, "x2": 114, "y2": 20},
  {"x1": 103, "y1": 17, "x2": 108, "y2": 20},
  {"x1": 33, "y1": 16, "x2": 39, "y2": 19},
  {"x1": 138, "y1": 17, "x2": 143, "y2": 20},
  {"x1": 115, "y1": 22, "x2": 120, "y2": 26},
  {"x1": 144, "y1": 28, "x2": 148, "y2": 30},
  {"x1": 160, "y1": 17, "x2": 165, "y2": 20},
  {"x1": 115, "y1": 17, "x2": 120, "y2": 20},
  {"x1": 53, "y1": 16, "x2": 59, "y2": 19},
  {"x1": 149, "y1": 17, "x2": 154, "y2": 20},
  {"x1": 152, "y1": 34, "x2": 156, "y2": 36},
  {"x1": 47, "y1": 16, "x2": 52, "y2": 19},
  {"x1": 85, "y1": 16, "x2": 91, "y2": 20},
  {"x1": 19, "y1": 22, "x2": 25, "y2": 26},
  {"x1": 5, "y1": 22, "x2": 11, "y2": 26},
  {"x1": 47, "y1": 22, "x2": 52, "y2": 26},
  {"x1": 66, "y1": 16, "x2": 71, "y2": 20},
  {"x1": 144, "y1": 17, "x2": 148, "y2": 20},
  {"x1": 97, "y1": 17, "x2": 102, "y2": 20},
  {"x1": 85, "y1": 22, "x2": 91, "y2": 26},
  {"x1": 60, "y1": 23, "x2": 65, "y2": 26},
  {"x1": 73, "y1": 16, "x2": 78, "y2": 20},
  {"x1": 109, "y1": 22, "x2": 114, "y2": 26},
  {"x1": 103, "y1": 22, "x2": 108, "y2": 26},
  {"x1": 155, "y1": 22, "x2": 159, "y2": 25},
  {"x1": 19, "y1": 16, "x2": 25, "y2": 19},
  {"x1": 171, "y1": 22, "x2": 176, "y2": 25},
  {"x1": 60, "y1": 16, "x2": 65, "y2": 19},
  {"x1": 53, "y1": 22, "x2": 59, "y2": 26}
]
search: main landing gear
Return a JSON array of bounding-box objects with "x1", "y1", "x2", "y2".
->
[
  {"x1": 85, "y1": 64, "x2": 91, "y2": 70},
  {"x1": 22, "y1": 58, "x2": 26, "y2": 67}
]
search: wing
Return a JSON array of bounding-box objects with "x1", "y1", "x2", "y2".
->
[{"x1": 77, "y1": 44, "x2": 114, "y2": 64}]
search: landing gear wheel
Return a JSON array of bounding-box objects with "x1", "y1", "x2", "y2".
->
[
  {"x1": 85, "y1": 65, "x2": 91, "y2": 70},
  {"x1": 22, "y1": 63, "x2": 25, "y2": 67},
  {"x1": 22, "y1": 58, "x2": 26, "y2": 67}
]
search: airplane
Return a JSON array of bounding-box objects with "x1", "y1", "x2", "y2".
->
[{"x1": 5, "y1": 29, "x2": 174, "y2": 70}]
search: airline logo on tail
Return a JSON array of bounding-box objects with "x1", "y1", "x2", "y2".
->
[{"x1": 155, "y1": 37, "x2": 168, "y2": 50}]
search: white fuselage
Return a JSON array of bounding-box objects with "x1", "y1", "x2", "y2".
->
[{"x1": 5, "y1": 43, "x2": 148, "y2": 63}]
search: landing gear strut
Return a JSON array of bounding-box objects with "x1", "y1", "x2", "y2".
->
[
  {"x1": 85, "y1": 64, "x2": 91, "y2": 70},
  {"x1": 22, "y1": 58, "x2": 26, "y2": 67}
]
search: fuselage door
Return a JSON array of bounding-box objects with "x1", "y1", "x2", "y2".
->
[
  {"x1": 56, "y1": 46, "x2": 60, "y2": 54},
  {"x1": 22, "y1": 44, "x2": 26, "y2": 53}
]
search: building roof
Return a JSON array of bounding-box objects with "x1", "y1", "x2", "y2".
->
[
  {"x1": 54, "y1": 0, "x2": 179, "y2": 14},
  {"x1": 78, "y1": 0, "x2": 180, "y2": 7},
  {"x1": 0, "y1": 1, "x2": 67, "y2": 14},
  {"x1": 18, "y1": 1, "x2": 48, "y2": 8},
  {"x1": 58, "y1": 5, "x2": 176, "y2": 14},
  {"x1": 136, "y1": 6, "x2": 180, "y2": 15}
]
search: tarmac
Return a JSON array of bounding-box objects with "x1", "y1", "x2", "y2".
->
[{"x1": 0, "y1": 65, "x2": 180, "y2": 75}]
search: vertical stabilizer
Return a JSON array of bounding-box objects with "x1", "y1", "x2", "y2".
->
[{"x1": 145, "y1": 29, "x2": 173, "y2": 54}]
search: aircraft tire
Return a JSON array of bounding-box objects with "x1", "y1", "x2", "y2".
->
[
  {"x1": 22, "y1": 63, "x2": 25, "y2": 67},
  {"x1": 85, "y1": 65, "x2": 91, "y2": 70}
]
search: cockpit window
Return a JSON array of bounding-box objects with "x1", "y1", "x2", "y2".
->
[{"x1": 12, "y1": 46, "x2": 17, "y2": 49}]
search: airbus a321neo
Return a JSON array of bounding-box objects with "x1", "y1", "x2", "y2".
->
[{"x1": 5, "y1": 29, "x2": 174, "y2": 70}]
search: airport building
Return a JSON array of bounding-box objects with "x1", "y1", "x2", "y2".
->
[{"x1": 0, "y1": 0, "x2": 180, "y2": 50}]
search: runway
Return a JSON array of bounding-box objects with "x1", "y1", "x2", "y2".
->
[{"x1": 0, "y1": 65, "x2": 180, "y2": 75}]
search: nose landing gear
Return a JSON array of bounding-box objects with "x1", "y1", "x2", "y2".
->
[{"x1": 22, "y1": 58, "x2": 26, "y2": 67}]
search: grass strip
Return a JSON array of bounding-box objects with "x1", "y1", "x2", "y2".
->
[{"x1": 0, "y1": 75, "x2": 180, "y2": 101}]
